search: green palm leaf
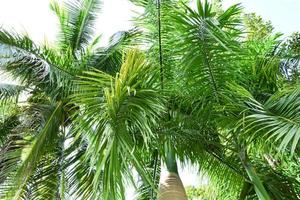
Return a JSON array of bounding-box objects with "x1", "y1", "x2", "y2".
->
[
  {"x1": 0, "y1": 83, "x2": 25, "y2": 101},
  {"x1": 1, "y1": 102, "x2": 63, "y2": 199},
  {"x1": 171, "y1": 0, "x2": 242, "y2": 103},
  {"x1": 87, "y1": 29, "x2": 140, "y2": 74},
  {"x1": 0, "y1": 30, "x2": 74, "y2": 93},
  {"x1": 232, "y1": 85, "x2": 300, "y2": 155},
  {"x1": 51, "y1": 0, "x2": 101, "y2": 55},
  {"x1": 71, "y1": 49, "x2": 166, "y2": 199}
]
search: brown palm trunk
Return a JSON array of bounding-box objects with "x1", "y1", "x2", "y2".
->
[
  {"x1": 158, "y1": 141, "x2": 187, "y2": 200},
  {"x1": 157, "y1": 171, "x2": 187, "y2": 200}
]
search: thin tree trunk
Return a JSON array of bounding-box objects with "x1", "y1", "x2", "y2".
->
[
  {"x1": 157, "y1": 0, "x2": 164, "y2": 89},
  {"x1": 155, "y1": 1, "x2": 187, "y2": 199}
]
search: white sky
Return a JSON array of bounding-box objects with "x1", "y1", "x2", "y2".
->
[
  {"x1": 0, "y1": 0, "x2": 299, "y2": 46},
  {"x1": 223, "y1": 0, "x2": 300, "y2": 36},
  {"x1": 1, "y1": 0, "x2": 300, "y2": 198},
  {"x1": 0, "y1": 0, "x2": 138, "y2": 45}
]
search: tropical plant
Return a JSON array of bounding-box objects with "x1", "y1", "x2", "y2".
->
[
  {"x1": 243, "y1": 12, "x2": 274, "y2": 40},
  {"x1": 186, "y1": 185, "x2": 216, "y2": 200},
  {"x1": 284, "y1": 32, "x2": 300, "y2": 56},
  {"x1": 131, "y1": 0, "x2": 300, "y2": 199},
  {"x1": 0, "y1": 0, "x2": 143, "y2": 199},
  {"x1": 0, "y1": 0, "x2": 299, "y2": 200}
]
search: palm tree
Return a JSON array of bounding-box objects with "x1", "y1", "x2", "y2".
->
[
  {"x1": 130, "y1": 0, "x2": 243, "y2": 198},
  {"x1": 0, "y1": 0, "x2": 148, "y2": 199},
  {"x1": 70, "y1": 49, "x2": 167, "y2": 199},
  {"x1": 131, "y1": 0, "x2": 300, "y2": 199},
  {"x1": 0, "y1": 0, "x2": 299, "y2": 199}
]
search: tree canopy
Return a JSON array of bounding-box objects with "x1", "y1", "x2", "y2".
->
[{"x1": 0, "y1": 0, "x2": 299, "y2": 199}]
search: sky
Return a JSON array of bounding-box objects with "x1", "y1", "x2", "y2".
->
[
  {"x1": 0, "y1": 0, "x2": 300, "y2": 45},
  {"x1": 0, "y1": 0, "x2": 138, "y2": 45},
  {"x1": 223, "y1": 0, "x2": 300, "y2": 36},
  {"x1": 0, "y1": 0, "x2": 300, "y2": 197}
]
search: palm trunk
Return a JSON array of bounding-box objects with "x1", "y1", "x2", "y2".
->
[
  {"x1": 155, "y1": 2, "x2": 186, "y2": 198},
  {"x1": 157, "y1": 172, "x2": 187, "y2": 200},
  {"x1": 157, "y1": 141, "x2": 187, "y2": 200}
]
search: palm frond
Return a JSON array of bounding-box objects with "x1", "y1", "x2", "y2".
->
[
  {"x1": 0, "y1": 112, "x2": 20, "y2": 146},
  {"x1": 131, "y1": 0, "x2": 180, "y2": 87},
  {"x1": 259, "y1": 163, "x2": 300, "y2": 200},
  {"x1": 87, "y1": 29, "x2": 140, "y2": 74},
  {"x1": 0, "y1": 30, "x2": 74, "y2": 94},
  {"x1": 240, "y1": 35, "x2": 283, "y2": 98},
  {"x1": 51, "y1": 0, "x2": 101, "y2": 55},
  {"x1": 71, "y1": 49, "x2": 166, "y2": 199},
  {"x1": 60, "y1": 139, "x2": 101, "y2": 200},
  {"x1": 0, "y1": 112, "x2": 23, "y2": 187},
  {"x1": 0, "y1": 29, "x2": 37, "y2": 51},
  {"x1": 171, "y1": 0, "x2": 243, "y2": 104},
  {"x1": 229, "y1": 84, "x2": 300, "y2": 155},
  {"x1": 0, "y1": 30, "x2": 49, "y2": 84},
  {"x1": 0, "y1": 83, "x2": 25, "y2": 102},
  {"x1": 2, "y1": 102, "x2": 63, "y2": 199},
  {"x1": 136, "y1": 150, "x2": 161, "y2": 200}
]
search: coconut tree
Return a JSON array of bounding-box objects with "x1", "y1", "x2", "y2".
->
[{"x1": 0, "y1": 0, "x2": 147, "y2": 199}]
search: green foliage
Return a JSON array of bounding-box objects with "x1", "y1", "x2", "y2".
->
[
  {"x1": 50, "y1": 0, "x2": 102, "y2": 55},
  {"x1": 186, "y1": 185, "x2": 216, "y2": 200},
  {"x1": 244, "y1": 13, "x2": 274, "y2": 40},
  {"x1": 228, "y1": 85, "x2": 300, "y2": 155},
  {"x1": 0, "y1": 0, "x2": 299, "y2": 199},
  {"x1": 71, "y1": 50, "x2": 166, "y2": 199},
  {"x1": 283, "y1": 32, "x2": 300, "y2": 57}
]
